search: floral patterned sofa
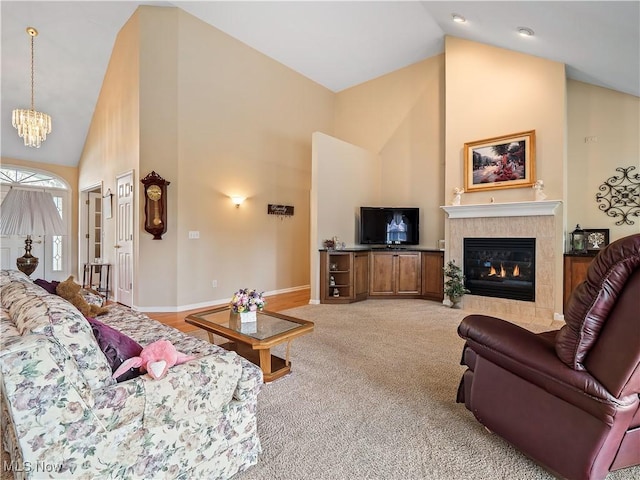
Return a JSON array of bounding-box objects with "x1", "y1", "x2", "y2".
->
[{"x1": 0, "y1": 269, "x2": 263, "y2": 479}]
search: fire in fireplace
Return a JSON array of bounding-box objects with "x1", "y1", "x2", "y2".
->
[{"x1": 463, "y1": 238, "x2": 536, "y2": 301}]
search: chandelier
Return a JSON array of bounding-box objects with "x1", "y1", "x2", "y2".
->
[{"x1": 12, "y1": 27, "x2": 52, "y2": 148}]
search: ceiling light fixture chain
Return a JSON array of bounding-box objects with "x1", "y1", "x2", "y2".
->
[
  {"x1": 29, "y1": 27, "x2": 36, "y2": 111},
  {"x1": 12, "y1": 26, "x2": 52, "y2": 148}
]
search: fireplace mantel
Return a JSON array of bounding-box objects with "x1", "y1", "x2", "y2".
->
[{"x1": 441, "y1": 200, "x2": 562, "y2": 219}]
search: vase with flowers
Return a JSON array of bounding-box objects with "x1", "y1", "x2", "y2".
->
[{"x1": 230, "y1": 288, "x2": 266, "y2": 322}]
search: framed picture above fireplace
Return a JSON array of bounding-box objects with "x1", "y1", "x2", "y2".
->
[
  {"x1": 585, "y1": 228, "x2": 609, "y2": 252},
  {"x1": 464, "y1": 130, "x2": 536, "y2": 192}
]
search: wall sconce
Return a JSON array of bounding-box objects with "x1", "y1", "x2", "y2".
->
[{"x1": 231, "y1": 195, "x2": 245, "y2": 208}]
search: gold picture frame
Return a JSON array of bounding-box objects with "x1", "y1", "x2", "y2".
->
[{"x1": 464, "y1": 130, "x2": 536, "y2": 192}]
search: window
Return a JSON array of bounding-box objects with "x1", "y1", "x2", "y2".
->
[
  {"x1": 0, "y1": 166, "x2": 70, "y2": 277},
  {"x1": 0, "y1": 167, "x2": 67, "y2": 188},
  {"x1": 52, "y1": 195, "x2": 63, "y2": 271}
]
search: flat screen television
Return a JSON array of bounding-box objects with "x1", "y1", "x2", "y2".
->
[{"x1": 359, "y1": 207, "x2": 419, "y2": 246}]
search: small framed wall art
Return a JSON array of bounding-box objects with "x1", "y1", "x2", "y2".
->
[
  {"x1": 584, "y1": 229, "x2": 609, "y2": 252},
  {"x1": 464, "y1": 130, "x2": 536, "y2": 192}
]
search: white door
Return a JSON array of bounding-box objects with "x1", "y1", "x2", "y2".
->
[{"x1": 115, "y1": 172, "x2": 134, "y2": 306}]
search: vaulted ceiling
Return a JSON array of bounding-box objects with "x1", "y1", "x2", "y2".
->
[{"x1": 2, "y1": 1, "x2": 638, "y2": 167}]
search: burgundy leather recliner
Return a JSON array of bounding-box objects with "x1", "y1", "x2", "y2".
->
[{"x1": 456, "y1": 233, "x2": 640, "y2": 480}]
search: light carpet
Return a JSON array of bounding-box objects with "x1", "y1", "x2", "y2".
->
[{"x1": 224, "y1": 300, "x2": 638, "y2": 480}]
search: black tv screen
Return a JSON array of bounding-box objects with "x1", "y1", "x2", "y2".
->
[{"x1": 359, "y1": 207, "x2": 419, "y2": 245}]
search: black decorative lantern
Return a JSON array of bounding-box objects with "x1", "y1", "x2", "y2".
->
[{"x1": 570, "y1": 224, "x2": 587, "y2": 254}]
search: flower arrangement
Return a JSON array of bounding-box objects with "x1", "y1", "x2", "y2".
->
[
  {"x1": 230, "y1": 288, "x2": 265, "y2": 313},
  {"x1": 323, "y1": 238, "x2": 336, "y2": 250}
]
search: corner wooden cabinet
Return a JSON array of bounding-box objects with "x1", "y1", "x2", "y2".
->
[
  {"x1": 320, "y1": 249, "x2": 443, "y2": 303},
  {"x1": 563, "y1": 253, "x2": 596, "y2": 310}
]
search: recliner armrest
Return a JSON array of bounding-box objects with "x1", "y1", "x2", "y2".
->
[{"x1": 458, "y1": 315, "x2": 635, "y2": 424}]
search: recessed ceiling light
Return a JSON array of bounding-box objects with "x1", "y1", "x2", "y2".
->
[
  {"x1": 517, "y1": 27, "x2": 535, "y2": 37},
  {"x1": 451, "y1": 14, "x2": 466, "y2": 24}
]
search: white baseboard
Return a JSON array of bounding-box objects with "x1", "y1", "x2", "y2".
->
[{"x1": 135, "y1": 284, "x2": 311, "y2": 313}]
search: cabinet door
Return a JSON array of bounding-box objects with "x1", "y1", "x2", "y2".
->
[
  {"x1": 369, "y1": 252, "x2": 395, "y2": 296},
  {"x1": 354, "y1": 252, "x2": 369, "y2": 299},
  {"x1": 422, "y1": 252, "x2": 444, "y2": 301},
  {"x1": 396, "y1": 252, "x2": 421, "y2": 295},
  {"x1": 563, "y1": 255, "x2": 593, "y2": 310}
]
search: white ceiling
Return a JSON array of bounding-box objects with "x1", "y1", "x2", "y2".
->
[{"x1": 1, "y1": 1, "x2": 638, "y2": 167}]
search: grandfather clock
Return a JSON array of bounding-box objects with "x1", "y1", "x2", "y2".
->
[{"x1": 141, "y1": 171, "x2": 170, "y2": 240}]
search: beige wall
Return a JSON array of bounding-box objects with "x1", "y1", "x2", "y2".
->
[
  {"x1": 444, "y1": 36, "x2": 566, "y2": 205},
  {"x1": 567, "y1": 80, "x2": 640, "y2": 242},
  {"x1": 169, "y1": 10, "x2": 334, "y2": 309},
  {"x1": 78, "y1": 6, "x2": 334, "y2": 310},
  {"x1": 78, "y1": 9, "x2": 140, "y2": 303},
  {"x1": 138, "y1": 7, "x2": 179, "y2": 307},
  {"x1": 334, "y1": 55, "x2": 446, "y2": 250},
  {"x1": 310, "y1": 132, "x2": 380, "y2": 301}
]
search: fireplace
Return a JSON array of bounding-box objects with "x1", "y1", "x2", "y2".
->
[
  {"x1": 463, "y1": 238, "x2": 536, "y2": 302},
  {"x1": 442, "y1": 201, "x2": 561, "y2": 323}
]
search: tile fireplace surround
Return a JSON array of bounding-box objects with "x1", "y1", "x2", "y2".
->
[{"x1": 441, "y1": 201, "x2": 563, "y2": 326}]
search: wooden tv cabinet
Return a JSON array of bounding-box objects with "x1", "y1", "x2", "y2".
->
[{"x1": 320, "y1": 249, "x2": 444, "y2": 304}]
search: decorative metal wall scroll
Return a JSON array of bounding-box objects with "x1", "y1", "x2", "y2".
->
[{"x1": 595, "y1": 166, "x2": 639, "y2": 226}]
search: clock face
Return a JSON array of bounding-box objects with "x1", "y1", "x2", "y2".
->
[{"x1": 147, "y1": 184, "x2": 162, "y2": 201}]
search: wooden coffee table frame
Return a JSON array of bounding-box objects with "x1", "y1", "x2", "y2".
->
[{"x1": 185, "y1": 306, "x2": 314, "y2": 382}]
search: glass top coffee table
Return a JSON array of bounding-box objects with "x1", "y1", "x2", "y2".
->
[{"x1": 185, "y1": 306, "x2": 314, "y2": 382}]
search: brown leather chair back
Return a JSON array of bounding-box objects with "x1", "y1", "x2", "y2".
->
[
  {"x1": 556, "y1": 234, "x2": 640, "y2": 385},
  {"x1": 584, "y1": 267, "x2": 640, "y2": 398}
]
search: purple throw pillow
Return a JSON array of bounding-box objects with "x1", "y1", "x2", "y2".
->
[
  {"x1": 34, "y1": 278, "x2": 60, "y2": 295},
  {"x1": 86, "y1": 317, "x2": 143, "y2": 382}
]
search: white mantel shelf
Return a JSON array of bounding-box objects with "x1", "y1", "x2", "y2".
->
[{"x1": 441, "y1": 200, "x2": 562, "y2": 219}]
